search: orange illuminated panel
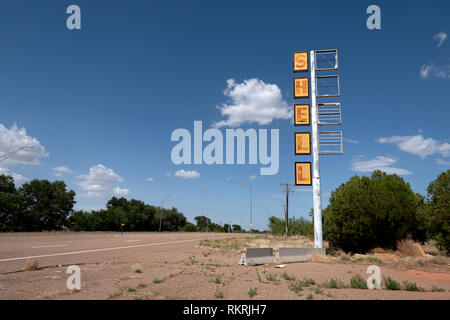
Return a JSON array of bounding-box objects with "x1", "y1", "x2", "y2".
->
[
  {"x1": 294, "y1": 104, "x2": 310, "y2": 126},
  {"x1": 295, "y1": 162, "x2": 312, "y2": 186},
  {"x1": 294, "y1": 78, "x2": 309, "y2": 98},
  {"x1": 295, "y1": 132, "x2": 311, "y2": 155},
  {"x1": 293, "y1": 51, "x2": 308, "y2": 72}
]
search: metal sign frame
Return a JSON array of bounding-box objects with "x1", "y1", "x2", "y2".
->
[
  {"x1": 318, "y1": 102, "x2": 342, "y2": 125},
  {"x1": 315, "y1": 75, "x2": 340, "y2": 98},
  {"x1": 314, "y1": 49, "x2": 339, "y2": 71},
  {"x1": 318, "y1": 131, "x2": 343, "y2": 155}
]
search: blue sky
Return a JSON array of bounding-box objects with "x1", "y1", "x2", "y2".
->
[{"x1": 1, "y1": 0, "x2": 449, "y2": 231}]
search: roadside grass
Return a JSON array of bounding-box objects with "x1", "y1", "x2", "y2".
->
[
  {"x1": 198, "y1": 235, "x2": 314, "y2": 252},
  {"x1": 306, "y1": 294, "x2": 314, "y2": 300},
  {"x1": 430, "y1": 286, "x2": 445, "y2": 292},
  {"x1": 383, "y1": 276, "x2": 401, "y2": 290},
  {"x1": 248, "y1": 287, "x2": 257, "y2": 298},
  {"x1": 23, "y1": 259, "x2": 39, "y2": 271},
  {"x1": 214, "y1": 288, "x2": 225, "y2": 299},
  {"x1": 134, "y1": 268, "x2": 142, "y2": 273},
  {"x1": 366, "y1": 256, "x2": 382, "y2": 264},
  {"x1": 153, "y1": 278, "x2": 165, "y2": 284},
  {"x1": 288, "y1": 277, "x2": 316, "y2": 293},
  {"x1": 341, "y1": 255, "x2": 351, "y2": 262},
  {"x1": 319, "y1": 278, "x2": 347, "y2": 289},
  {"x1": 127, "y1": 287, "x2": 136, "y2": 293},
  {"x1": 189, "y1": 256, "x2": 199, "y2": 265},
  {"x1": 265, "y1": 273, "x2": 280, "y2": 284},
  {"x1": 281, "y1": 272, "x2": 296, "y2": 281},
  {"x1": 213, "y1": 276, "x2": 222, "y2": 284},
  {"x1": 108, "y1": 287, "x2": 127, "y2": 299},
  {"x1": 349, "y1": 275, "x2": 368, "y2": 289},
  {"x1": 402, "y1": 281, "x2": 426, "y2": 292}
]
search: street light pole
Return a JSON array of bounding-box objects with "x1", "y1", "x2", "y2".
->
[
  {"x1": 159, "y1": 193, "x2": 176, "y2": 232},
  {"x1": 227, "y1": 177, "x2": 253, "y2": 233}
]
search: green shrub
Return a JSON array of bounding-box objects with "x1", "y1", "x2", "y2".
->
[
  {"x1": 383, "y1": 276, "x2": 401, "y2": 290},
  {"x1": 248, "y1": 288, "x2": 257, "y2": 298},
  {"x1": 431, "y1": 286, "x2": 445, "y2": 292},
  {"x1": 426, "y1": 170, "x2": 450, "y2": 254},
  {"x1": 320, "y1": 278, "x2": 347, "y2": 289},
  {"x1": 402, "y1": 281, "x2": 425, "y2": 292},
  {"x1": 350, "y1": 275, "x2": 368, "y2": 289},
  {"x1": 323, "y1": 171, "x2": 426, "y2": 253},
  {"x1": 281, "y1": 272, "x2": 296, "y2": 281},
  {"x1": 153, "y1": 278, "x2": 165, "y2": 284}
]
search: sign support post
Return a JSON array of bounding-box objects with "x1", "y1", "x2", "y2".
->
[{"x1": 310, "y1": 50, "x2": 323, "y2": 249}]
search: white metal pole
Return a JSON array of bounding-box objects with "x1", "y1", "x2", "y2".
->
[{"x1": 310, "y1": 50, "x2": 323, "y2": 249}]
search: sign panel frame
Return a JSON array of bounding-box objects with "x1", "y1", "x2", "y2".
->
[
  {"x1": 295, "y1": 162, "x2": 312, "y2": 186},
  {"x1": 314, "y1": 49, "x2": 339, "y2": 71},
  {"x1": 294, "y1": 77, "x2": 310, "y2": 99},
  {"x1": 294, "y1": 104, "x2": 310, "y2": 126},
  {"x1": 295, "y1": 132, "x2": 311, "y2": 155},
  {"x1": 293, "y1": 51, "x2": 309, "y2": 73}
]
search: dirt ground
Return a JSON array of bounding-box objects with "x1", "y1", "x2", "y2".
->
[{"x1": 0, "y1": 233, "x2": 449, "y2": 300}]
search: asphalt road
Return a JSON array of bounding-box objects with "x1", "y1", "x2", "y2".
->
[{"x1": 0, "y1": 232, "x2": 242, "y2": 273}]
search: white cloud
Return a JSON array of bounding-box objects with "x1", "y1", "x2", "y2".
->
[
  {"x1": 77, "y1": 164, "x2": 129, "y2": 197},
  {"x1": 436, "y1": 158, "x2": 450, "y2": 167},
  {"x1": 249, "y1": 174, "x2": 257, "y2": 180},
  {"x1": 420, "y1": 63, "x2": 450, "y2": 79},
  {"x1": 212, "y1": 78, "x2": 291, "y2": 128},
  {"x1": 174, "y1": 169, "x2": 200, "y2": 179},
  {"x1": 377, "y1": 135, "x2": 450, "y2": 158},
  {"x1": 0, "y1": 167, "x2": 28, "y2": 185},
  {"x1": 350, "y1": 156, "x2": 412, "y2": 176},
  {"x1": 112, "y1": 186, "x2": 130, "y2": 196},
  {"x1": 146, "y1": 177, "x2": 154, "y2": 182},
  {"x1": 345, "y1": 139, "x2": 359, "y2": 144},
  {"x1": 0, "y1": 123, "x2": 49, "y2": 167},
  {"x1": 434, "y1": 32, "x2": 448, "y2": 47},
  {"x1": 53, "y1": 166, "x2": 73, "y2": 177}
]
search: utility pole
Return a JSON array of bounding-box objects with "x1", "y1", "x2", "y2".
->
[{"x1": 280, "y1": 183, "x2": 295, "y2": 238}]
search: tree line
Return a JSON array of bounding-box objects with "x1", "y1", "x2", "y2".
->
[
  {"x1": 266, "y1": 170, "x2": 449, "y2": 255},
  {"x1": 0, "y1": 174, "x2": 243, "y2": 233}
]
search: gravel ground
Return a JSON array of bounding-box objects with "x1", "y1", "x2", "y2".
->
[{"x1": 0, "y1": 233, "x2": 448, "y2": 300}]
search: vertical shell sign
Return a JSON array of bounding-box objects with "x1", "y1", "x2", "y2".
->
[
  {"x1": 294, "y1": 78, "x2": 309, "y2": 98},
  {"x1": 293, "y1": 52, "x2": 309, "y2": 73},
  {"x1": 295, "y1": 162, "x2": 312, "y2": 186}
]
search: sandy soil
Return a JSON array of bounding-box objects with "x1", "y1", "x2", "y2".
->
[{"x1": 0, "y1": 233, "x2": 448, "y2": 300}]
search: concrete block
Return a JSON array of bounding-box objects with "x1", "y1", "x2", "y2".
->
[
  {"x1": 275, "y1": 247, "x2": 326, "y2": 263},
  {"x1": 238, "y1": 248, "x2": 274, "y2": 266}
]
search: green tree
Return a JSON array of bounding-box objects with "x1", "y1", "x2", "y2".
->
[
  {"x1": 426, "y1": 170, "x2": 450, "y2": 253},
  {"x1": 18, "y1": 179, "x2": 76, "y2": 231},
  {"x1": 323, "y1": 171, "x2": 423, "y2": 253},
  {"x1": 232, "y1": 224, "x2": 242, "y2": 232},
  {"x1": 194, "y1": 215, "x2": 211, "y2": 231},
  {"x1": 0, "y1": 175, "x2": 23, "y2": 231}
]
